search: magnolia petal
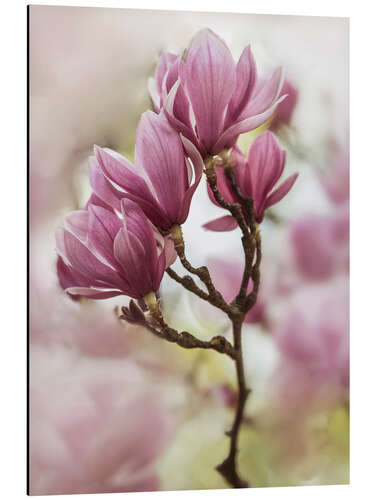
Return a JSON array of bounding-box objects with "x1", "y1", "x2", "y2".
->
[
  {"x1": 265, "y1": 172, "x2": 299, "y2": 209},
  {"x1": 135, "y1": 110, "x2": 188, "y2": 220},
  {"x1": 203, "y1": 215, "x2": 238, "y2": 232},
  {"x1": 212, "y1": 94, "x2": 286, "y2": 154},
  {"x1": 89, "y1": 157, "x2": 122, "y2": 212},
  {"x1": 230, "y1": 145, "x2": 249, "y2": 195},
  {"x1": 56, "y1": 257, "x2": 91, "y2": 291},
  {"x1": 164, "y1": 236, "x2": 177, "y2": 268},
  {"x1": 242, "y1": 67, "x2": 284, "y2": 118},
  {"x1": 120, "y1": 193, "x2": 171, "y2": 231},
  {"x1": 63, "y1": 229, "x2": 124, "y2": 289},
  {"x1": 155, "y1": 51, "x2": 178, "y2": 94},
  {"x1": 88, "y1": 205, "x2": 122, "y2": 269},
  {"x1": 177, "y1": 135, "x2": 204, "y2": 223},
  {"x1": 121, "y1": 199, "x2": 158, "y2": 270},
  {"x1": 94, "y1": 147, "x2": 153, "y2": 202},
  {"x1": 164, "y1": 79, "x2": 197, "y2": 146},
  {"x1": 85, "y1": 192, "x2": 112, "y2": 211},
  {"x1": 185, "y1": 29, "x2": 236, "y2": 152},
  {"x1": 64, "y1": 210, "x2": 89, "y2": 243},
  {"x1": 163, "y1": 59, "x2": 192, "y2": 126},
  {"x1": 272, "y1": 78, "x2": 298, "y2": 126},
  {"x1": 248, "y1": 131, "x2": 286, "y2": 199},
  {"x1": 227, "y1": 45, "x2": 257, "y2": 124},
  {"x1": 113, "y1": 228, "x2": 150, "y2": 298}
]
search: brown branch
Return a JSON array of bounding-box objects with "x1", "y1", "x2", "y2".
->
[
  {"x1": 120, "y1": 298, "x2": 236, "y2": 359},
  {"x1": 216, "y1": 316, "x2": 250, "y2": 488},
  {"x1": 224, "y1": 166, "x2": 256, "y2": 234},
  {"x1": 145, "y1": 295, "x2": 236, "y2": 360},
  {"x1": 170, "y1": 225, "x2": 232, "y2": 315},
  {"x1": 203, "y1": 153, "x2": 263, "y2": 489},
  {"x1": 223, "y1": 165, "x2": 258, "y2": 303},
  {"x1": 166, "y1": 267, "x2": 210, "y2": 302},
  {"x1": 204, "y1": 156, "x2": 249, "y2": 234},
  {"x1": 245, "y1": 229, "x2": 262, "y2": 312},
  {"x1": 144, "y1": 322, "x2": 236, "y2": 359},
  {"x1": 205, "y1": 156, "x2": 257, "y2": 304}
]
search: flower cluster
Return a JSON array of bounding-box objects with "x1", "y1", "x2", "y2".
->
[
  {"x1": 204, "y1": 131, "x2": 298, "y2": 229},
  {"x1": 149, "y1": 29, "x2": 285, "y2": 157},
  {"x1": 56, "y1": 28, "x2": 297, "y2": 306}
]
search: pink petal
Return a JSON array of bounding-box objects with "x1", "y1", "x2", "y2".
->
[
  {"x1": 94, "y1": 147, "x2": 153, "y2": 203},
  {"x1": 95, "y1": 146, "x2": 170, "y2": 230},
  {"x1": 248, "y1": 131, "x2": 286, "y2": 199},
  {"x1": 64, "y1": 210, "x2": 89, "y2": 243},
  {"x1": 88, "y1": 205, "x2": 122, "y2": 268},
  {"x1": 226, "y1": 45, "x2": 257, "y2": 124},
  {"x1": 185, "y1": 28, "x2": 236, "y2": 152},
  {"x1": 272, "y1": 78, "x2": 298, "y2": 126},
  {"x1": 212, "y1": 94, "x2": 286, "y2": 154},
  {"x1": 163, "y1": 236, "x2": 177, "y2": 268},
  {"x1": 230, "y1": 145, "x2": 249, "y2": 195},
  {"x1": 113, "y1": 228, "x2": 154, "y2": 298},
  {"x1": 85, "y1": 192, "x2": 112, "y2": 212},
  {"x1": 176, "y1": 135, "x2": 204, "y2": 223},
  {"x1": 88, "y1": 157, "x2": 122, "y2": 212},
  {"x1": 155, "y1": 51, "x2": 178, "y2": 95},
  {"x1": 164, "y1": 80, "x2": 197, "y2": 147},
  {"x1": 165, "y1": 59, "x2": 191, "y2": 126},
  {"x1": 242, "y1": 67, "x2": 284, "y2": 118},
  {"x1": 203, "y1": 215, "x2": 238, "y2": 232},
  {"x1": 63, "y1": 229, "x2": 124, "y2": 289},
  {"x1": 265, "y1": 172, "x2": 298, "y2": 209},
  {"x1": 120, "y1": 199, "x2": 158, "y2": 270},
  {"x1": 56, "y1": 256, "x2": 91, "y2": 295},
  {"x1": 135, "y1": 110, "x2": 188, "y2": 221},
  {"x1": 121, "y1": 193, "x2": 171, "y2": 231}
]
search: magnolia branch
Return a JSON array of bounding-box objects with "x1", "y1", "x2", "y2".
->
[
  {"x1": 120, "y1": 298, "x2": 236, "y2": 359},
  {"x1": 120, "y1": 153, "x2": 262, "y2": 489},
  {"x1": 166, "y1": 267, "x2": 210, "y2": 301},
  {"x1": 203, "y1": 153, "x2": 263, "y2": 488}
]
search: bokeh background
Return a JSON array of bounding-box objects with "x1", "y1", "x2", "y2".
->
[{"x1": 28, "y1": 5, "x2": 349, "y2": 494}]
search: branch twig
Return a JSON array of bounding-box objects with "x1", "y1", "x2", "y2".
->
[{"x1": 166, "y1": 267, "x2": 210, "y2": 302}]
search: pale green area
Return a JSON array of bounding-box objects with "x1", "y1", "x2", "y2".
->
[{"x1": 158, "y1": 405, "x2": 349, "y2": 490}]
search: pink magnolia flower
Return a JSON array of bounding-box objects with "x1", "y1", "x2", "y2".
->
[
  {"x1": 56, "y1": 199, "x2": 174, "y2": 300},
  {"x1": 91, "y1": 110, "x2": 203, "y2": 232},
  {"x1": 204, "y1": 131, "x2": 298, "y2": 229},
  {"x1": 290, "y1": 205, "x2": 349, "y2": 281},
  {"x1": 150, "y1": 28, "x2": 285, "y2": 157},
  {"x1": 29, "y1": 347, "x2": 172, "y2": 495},
  {"x1": 270, "y1": 78, "x2": 298, "y2": 129}
]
